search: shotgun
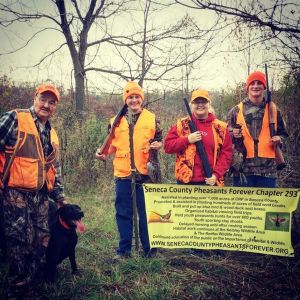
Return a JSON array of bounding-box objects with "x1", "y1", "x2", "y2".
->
[
  {"x1": 183, "y1": 98, "x2": 212, "y2": 178},
  {"x1": 264, "y1": 64, "x2": 286, "y2": 170},
  {"x1": 128, "y1": 117, "x2": 139, "y2": 254},
  {"x1": 98, "y1": 103, "x2": 128, "y2": 156}
]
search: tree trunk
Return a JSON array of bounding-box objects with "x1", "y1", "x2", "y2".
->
[{"x1": 74, "y1": 71, "x2": 85, "y2": 116}]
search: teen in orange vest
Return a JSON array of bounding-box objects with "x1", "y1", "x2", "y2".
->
[
  {"x1": 0, "y1": 84, "x2": 66, "y2": 298},
  {"x1": 164, "y1": 89, "x2": 232, "y2": 186},
  {"x1": 96, "y1": 81, "x2": 162, "y2": 260},
  {"x1": 227, "y1": 71, "x2": 288, "y2": 187}
]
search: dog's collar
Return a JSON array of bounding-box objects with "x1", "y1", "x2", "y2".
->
[{"x1": 59, "y1": 216, "x2": 71, "y2": 230}]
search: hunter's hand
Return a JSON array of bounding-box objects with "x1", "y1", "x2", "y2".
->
[
  {"x1": 57, "y1": 199, "x2": 68, "y2": 208},
  {"x1": 270, "y1": 135, "x2": 282, "y2": 147},
  {"x1": 232, "y1": 128, "x2": 243, "y2": 139},
  {"x1": 97, "y1": 154, "x2": 107, "y2": 161},
  {"x1": 95, "y1": 148, "x2": 107, "y2": 161},
  {"x1": 205, "y1": 174, "x2": 217, "y2": 186},
  {"x1": 149, "y1": 141, "x2": 162, "y2": 150},
  {"x1": 188, "y1": 131, "x2": 202, "y2": 144}
]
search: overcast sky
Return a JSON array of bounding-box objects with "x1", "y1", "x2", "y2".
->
[{"x1": 0, "y1": 0, "x2": 273, "y2": 95}]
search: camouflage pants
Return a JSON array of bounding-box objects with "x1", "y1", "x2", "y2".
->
[{"x1": 3, "y1": 188, "x2": 49, "y2": 285}]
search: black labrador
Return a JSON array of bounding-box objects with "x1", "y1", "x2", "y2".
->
[{"x1": 45, "y1": 202, "x2": 86, "y2": 282}]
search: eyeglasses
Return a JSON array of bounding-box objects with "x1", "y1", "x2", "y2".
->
[
  {"x1": 192, "y1": 99, "x2": 208, "y2": 105},
  {"x1": 37, "y1": 95, "x2": 57, "y2": 108}
]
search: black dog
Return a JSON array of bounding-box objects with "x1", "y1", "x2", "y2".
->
[{"x1": 45, "y1": 203, "x2": 86, "y2": 282}]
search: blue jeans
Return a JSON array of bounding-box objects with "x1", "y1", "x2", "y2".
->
[
  {"x1": 233, "y1": 175, "x2": 276, "y2": 188},
  {"x1": 115, "y1": 178, "x2": 150, "y2": 256}
]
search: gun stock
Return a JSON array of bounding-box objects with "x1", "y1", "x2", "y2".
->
[
  {"x1": 98, "y1": 133, "x2": 113, "y2": 156},
  {"x1": 98, "y1": 104, "x2": 128, "y2": 156},
  {"x1": 183, "y1": 98, "x2": 212, "y2": 178},
  {"x1": 265, "y1": 64, "x2": 286, "y2": 170}
]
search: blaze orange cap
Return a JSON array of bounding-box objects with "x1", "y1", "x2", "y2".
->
[
  {"x1": 246, "y1": 71, "x2": 266, "y2": 90},
  {"x1": 190, "y1": 89, "x2": 211, "y2": 103},
  {"x1": 35, "y1": 83, "x2": 60, "y2": 101},
  {"x1": 122, "y1": 81, "x2": 144, "y2": 102}
]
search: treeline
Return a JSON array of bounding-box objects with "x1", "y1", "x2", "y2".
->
[{"x1": 0, "y1": 73, "x2": 299, "y2": 192}]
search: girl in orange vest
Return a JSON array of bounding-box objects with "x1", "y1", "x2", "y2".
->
[
  {"x1": 164, "y1": 89, "x2": 232, "y2": 186},
  {"x1": 96, "y1": 81, "x2": 162, "y2": 260}
]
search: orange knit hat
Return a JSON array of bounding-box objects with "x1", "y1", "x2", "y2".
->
[
  {"x1": 246, "y1": 71, "x2": 266, "y2": 90},
  {"x1": 35, "y1": 83, "x2": 60, "y2": 101},
  {"x1": 190, "y1": 89, "x2": 211, "y2": 103},
  {"x1": 122, "y1": 81, "x2": 144, "y2": 102}
]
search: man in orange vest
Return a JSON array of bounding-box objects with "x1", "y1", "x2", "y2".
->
[
  {"x1": 95, "y1": 81, "x2": 162, "y2": 260},
  {"x1": 0, "y1": 84, "x2": 66, "y2": 297},
  {"x1": 227, "y1": 71, "x2": 288, "y2": 187},
  {"x1": 164, "y1": 89, "x2": 232, "y2": 186}
]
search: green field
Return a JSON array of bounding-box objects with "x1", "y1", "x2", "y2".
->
[{"x1": 1, "y1": 192, "x2": 299, "y2": 299}]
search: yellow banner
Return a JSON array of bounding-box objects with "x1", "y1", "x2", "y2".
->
[{"x1": 144, "y1": 184, "x2": 299, "y2": 257}]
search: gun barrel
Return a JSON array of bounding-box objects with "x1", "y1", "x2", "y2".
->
[{"x1": 265, "y1": 64, "x2": 286, "y2": 170}]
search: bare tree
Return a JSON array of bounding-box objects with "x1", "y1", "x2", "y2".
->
[
  {"x1": 175, "y1": 0, "x2": 300, "y2": 71},
  {"x1": 86, "y1": 0, "x2": 219, "y2": 92},
  {"x1": 0, "y1": 0, "x2": 220, "y2": 114},
  {"x1": 0, "y1": 0, "x2": 224, "y2": 115},
  {"x1": 0, "y1": 0, "x2": 131, "y2": 115}
]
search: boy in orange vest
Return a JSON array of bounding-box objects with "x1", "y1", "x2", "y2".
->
[
  {"x1": 96, "y1": 81, "x2": 162, "y2": 260},
  {"x1": 0, "y1": 84, "x2": 66, "y2": 298},
  {"x1": 227, "y1": 71, "x2": 288, "y2": 187}
]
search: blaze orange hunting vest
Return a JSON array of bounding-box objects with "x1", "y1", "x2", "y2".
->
[
  {"x1": 110, "y1": 109, "x2": 156, "y2": 177},
  {"x1": 236, "y1": 102, "x2": 277, "y2": 158},
  {"x1": 0, "y1": 109, "x2": 59, "y2": 191},
  {"x1": 175, "y1": 117, "x2": 227, "y2": 185}
]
